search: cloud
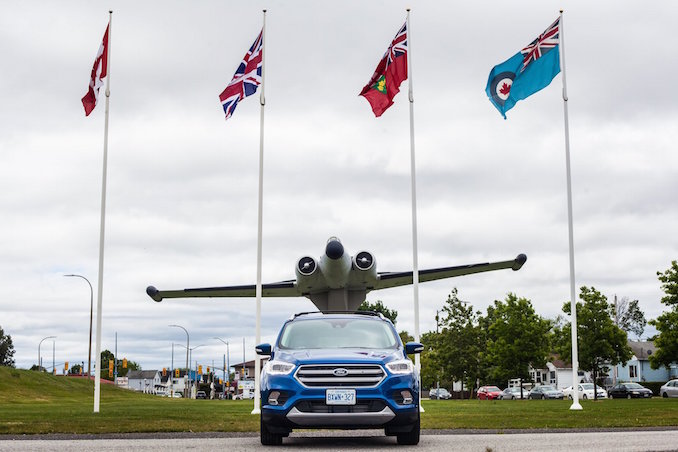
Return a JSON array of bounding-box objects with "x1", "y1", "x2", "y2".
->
[{"x1": 1, "y1": 0, "x2": 676, "y2": 372}]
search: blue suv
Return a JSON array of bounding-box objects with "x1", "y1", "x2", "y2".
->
[{"x1": 256, "y1": 311, "x2": 423, "y2": 445}]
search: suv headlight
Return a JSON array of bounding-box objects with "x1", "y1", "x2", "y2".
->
[
  {"x1": 264, "y1": 360, "x2": 295, "y2": 375},
  {"x1": 386, "y1": 360, "x2": 413, "y2": 375}
]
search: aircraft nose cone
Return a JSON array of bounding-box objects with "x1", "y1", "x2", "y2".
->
[{"x1": 325, "y1": 239, "x2": 344, "y2": 260}]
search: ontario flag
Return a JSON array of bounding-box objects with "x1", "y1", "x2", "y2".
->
[
  {"x1": 360, "y1": 22, "x2": 408, "y2": 117},
  {"x1": 486, "y1": 17, "x2": 561, "y2": 119},
  {"x1": 82, "y1": 24, "x2": 109, "y2": 116},
  {"x1": 219, "y1": 30, "x2": 263, "y2": 121}
]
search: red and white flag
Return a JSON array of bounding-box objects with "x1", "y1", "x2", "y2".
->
[{"x1": 82, "y1": 24, "x2": 109, "y2": 116}]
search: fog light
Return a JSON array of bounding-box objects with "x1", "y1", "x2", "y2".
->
[
  {"x1": 268, "y1": 391, "x2": 281, "y2": 405},
  {"x1": 401, "y1": 390, "x2": 413, "y2": 404}
]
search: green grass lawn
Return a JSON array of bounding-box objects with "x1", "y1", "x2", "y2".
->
[{"x1": 1, "y1": 367, "x2": 676, "y2": 434}]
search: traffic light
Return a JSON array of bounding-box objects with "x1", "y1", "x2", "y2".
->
[
  {"x1": 175, "y1": 368, "x2": 180, "y2": 377},
  {"x1": 163, "y1": 368, "x2": 167, "y2": 376},
  {"x1": 122, "y1": 358, "x2": 127, "y2": 369},
  {"x1": 64, "y1": 361, "x2": 69, "y2": 371},
  {"x1": 198, "y1": 365, "x2": 203, "y2": 374},
  {"x1": 207, "y1": 366, "x2": 210, "y2": 374},
  {"x1": 108, "y1": 359, "x2": 114, "y2": 378}
]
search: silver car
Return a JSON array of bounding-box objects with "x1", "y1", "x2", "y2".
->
[
  {"x1": 499, "y1": 387, "x2": 527, "y2": 399},
  {"x1": 528, "y1": 385, "x2": 564, "y2": 399},
  {"x1": 660, "y1": 379, "x2": 678, "y2": 398}
]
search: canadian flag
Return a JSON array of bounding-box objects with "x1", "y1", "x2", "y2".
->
[{"x1": 82, "y1": 25, "x2": 109, "y2": 116}]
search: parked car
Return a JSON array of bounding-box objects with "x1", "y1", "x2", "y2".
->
[
  {"x1": 256, "y1": 311, "x2": 423, "y2": 445},
  {"x1": 660, "y1": 379, "x2": 678, "y2": 398},
  {"x1": 196, "y1": 390, "x2": 207, "y2": 399},
  {"x1": 608, "y1": 382, "x2": 653, "y2": 399},
  {"x1": 429, "y1": 388, "x2": 452, "y2": 400},
  {"x1": 168, "y1": 392, "x2": 182, "y2": 398},
  {"x1": 499, "y1": 387, "x2": 526, "y2": 400},
  {"x1": 477, "y1": 386, "x2": 502, "y2": 400},
  {"x1": 233, "y1": 392, "x2": 255, "y2": 400},
  {"x1": 562, "y1": 383, "x2": 607, "y2": 400},
  {"x1": 528, "y1": 385, "x2": 564, "y2": 400}
]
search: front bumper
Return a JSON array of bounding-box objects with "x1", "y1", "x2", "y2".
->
[{"x1": 261, "y1": 371, "x2": 419, "y2": 432}]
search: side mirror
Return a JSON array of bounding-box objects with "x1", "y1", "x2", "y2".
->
[
  {"x1": 405, "y1": 342, "x2": 424, "y2": 355},
  {"x1": 255, "y1": 343, "x2": 272, "y2": 356}
]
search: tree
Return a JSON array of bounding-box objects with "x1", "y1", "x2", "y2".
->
[
  {"x1": 419, "y1": 330, "x2": 443, "y2": 390},
  {"x1": 0, "y1": 326, "x2": 16, "y2": 367},
  {"x1": 611, "y1": 295, "x2": 647, "y2": 340},
  {"x1": 649, "y1": 261, "x2": 678, "y2": 370},
  {"x1": 359, "y1": 300, "x2": 397, "y2": 324},
  {"x1": 435, "y1": 288, "x2": 483, "y2": 398},
  {"x1": 69, "y1": 363, "x2": 85, "y2": 375},
  {"x1": 555, "y1": 286, "x2": 632, "y2": 400},
  {"x1": 484, "y1": 293, "x2": 551, "y2": 399},
  {"x1": 398, "y1": 330, "x2": 414, "y2": 345}
]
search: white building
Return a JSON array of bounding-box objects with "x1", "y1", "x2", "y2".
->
[
  {"x1": 529, "y1": 357, "x2": 589, "y2": 390},
  {"x1": 126, "y1": 370, "x2": 161, "y2": 393}
]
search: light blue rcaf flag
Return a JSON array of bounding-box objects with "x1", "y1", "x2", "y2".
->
[{"x1": 486, "y1": 17, "x2": 561, "y2": 119}]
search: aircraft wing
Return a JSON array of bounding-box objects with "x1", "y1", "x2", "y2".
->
[
  {"x1": 146, "y1": 279, "x2": 300, "y2": 302},
  {"x1": 373, "y1": 254, "x2": 527, "y2": 290}
]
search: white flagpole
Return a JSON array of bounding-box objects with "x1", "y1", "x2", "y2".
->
[
  {"x1": 560, "y1": 10, "x2": 582, "y2": 411},
  {"x1": 406, "y1": 8, "x2": 424, "y2": 413},
  {"x1": 252, "y1": 9, "x2": 266, "y2": 416},
  {"x1": 93, "y1": 9, "x2": 112, "y2": 414}
]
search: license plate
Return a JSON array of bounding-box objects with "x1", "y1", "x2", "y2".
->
[{"x1": 326, "y1": 389, "x2": 356, "y2": 405}]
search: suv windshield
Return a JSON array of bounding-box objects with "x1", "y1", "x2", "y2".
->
[{"x1": 279, "y1": 317, "x2": 398, "y2": 350}]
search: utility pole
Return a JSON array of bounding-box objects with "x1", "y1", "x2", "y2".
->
[
  {"x1": 114, "y1": 332, "x2": 118, "y2": 385},
  {"x1": 613, "y1": 294, "x2": 619, "y2": 385}
]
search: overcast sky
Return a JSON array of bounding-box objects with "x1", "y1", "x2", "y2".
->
[{"x1": 1, "y1": 0, "x2": 676, "y2": 374}]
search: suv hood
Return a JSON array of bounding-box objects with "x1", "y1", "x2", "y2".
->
[{"x1": 274, "y1": 348, "x2": 402, "y2": 365}]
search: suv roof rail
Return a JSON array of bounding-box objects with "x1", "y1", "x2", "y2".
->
[{"x1": 291, "y1": 310, "x2": 385, "y2": 320}]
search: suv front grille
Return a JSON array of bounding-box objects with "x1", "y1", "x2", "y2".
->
[
  {"x1": 295, "y1": 364, "x2": 385, "y2": 387},
  {"x1": 295, "y1": 399, "x2": 386, "y2": 413}
]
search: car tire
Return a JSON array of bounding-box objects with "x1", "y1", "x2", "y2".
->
[
  {"x1": 662, "y1": 392, "x2": 668, "y2": 398},
  {"x1": 397, "y1": 412, "x2": 420, "y2": 445},
  {"x1": 260, "y1": 415, "x2": 283, "y2": 446},
  {"x1": 583, "y1": 394, "x2": 588, "y2": 400},
  {"x1": 627, "y1": 394, "x2": 632, "y2": 399}
]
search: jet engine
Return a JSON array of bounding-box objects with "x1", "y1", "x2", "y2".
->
[
  {"x1": 349, "y1": 250, "x2": 377, "y2": 285},
  {"x1": 295, "y1": 256, "x2": 321, "y2": 291}
]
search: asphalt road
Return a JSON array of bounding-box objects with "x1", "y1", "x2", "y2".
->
[{"x1": 1, "y1": 430, "x2": 678, "y2": 451}]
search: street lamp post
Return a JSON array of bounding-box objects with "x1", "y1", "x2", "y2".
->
[
  {"x1": 169, "y1": 324, "x2": 189, "y2": 394},
  {"x1": 213, "y1": 337, "x2": 230, "y2": 398},
  {"x1": 64, "y1": 274, "x2": 94, "y2": 380},
  {"x1": 38, "y1": 336, "x2": 56, "y2": 372}
]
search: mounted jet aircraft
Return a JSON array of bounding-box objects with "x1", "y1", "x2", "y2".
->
[{"x1": 147, "y1": 237, "x2": 526, "y2": 312}]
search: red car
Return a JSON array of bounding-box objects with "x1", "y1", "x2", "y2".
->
[{"x1": 477, "y1": 385, "x2": 502, "y2": 400}]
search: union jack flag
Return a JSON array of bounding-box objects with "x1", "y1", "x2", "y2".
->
[
  {"x1": 520, "y1": 17, "x2": 559, "y2": 73},
  {"x1": 219, "y1": 30, "x2": 263, "y2": 121},
  {"x1": 385, "y1": 22, "x2": 408, "y2": 68}
]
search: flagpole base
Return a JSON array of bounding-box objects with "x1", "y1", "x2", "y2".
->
[
  {"x1": 569, "y1": 401, "x2": 583, "y2": 411},
  {"x1": 251, "y1": 407, "x2": 261, "y2": 415}
]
